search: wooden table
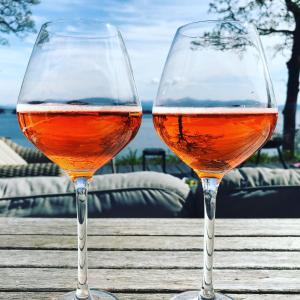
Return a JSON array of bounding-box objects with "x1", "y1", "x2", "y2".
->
[{"x1": 1, "y1": 218, "x2": 300, "y2": 299}]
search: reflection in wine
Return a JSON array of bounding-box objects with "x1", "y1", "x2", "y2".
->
[{"x1": 153, "y1": 107, "x2": 277, "y2": 178}]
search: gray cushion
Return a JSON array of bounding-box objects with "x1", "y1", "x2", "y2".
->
[
  {"x1": 0, "y1": 140, "x2": 27, "y2": 165},
  {"x1": 0, "y1": 163, "x2": 61, "y2": 177},
  {"x1": 0, "y1": 137, "x2": 50, "y2": 163},
  {"x1": 2, "y1": 167, "x2": 299, "y2": 218},
  {"x1": 221, "y1": 167, "x2": 300, "y2": 189},
  {"x1": 195, "y1": 167, "x2": 300, "y2": 218},
  {"x1": 0, "y1": 172, "x2": 195, "y2": 218}
]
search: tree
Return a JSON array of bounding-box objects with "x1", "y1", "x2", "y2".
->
[
  {"x1": 208, "y1": 0, "x2": 300, "y2": 158},
  {"x1": 0, "y1": 0, "x2": 40, "y2": 45}
]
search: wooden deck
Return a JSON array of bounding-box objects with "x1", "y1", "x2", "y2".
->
[{"x1": 1, "y1": 218, "x2": 300, "y2": 299}]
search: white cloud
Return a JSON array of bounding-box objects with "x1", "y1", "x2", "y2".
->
[
  {"x1": 36, "y1": 0, "x2": 90, "y2": 12},
  {"x1": 151, "y1": 77, "x2": 159, "y2": 84},
  {"x1": 31, "y1": 15, "x2": 48, "y2": 25}
]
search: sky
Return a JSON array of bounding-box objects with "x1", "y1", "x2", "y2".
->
[{"x1": 0, "y1": 0, "x2": 290, "y2": 106}]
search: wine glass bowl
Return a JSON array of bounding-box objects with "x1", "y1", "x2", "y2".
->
[
  {"x1": 17, "y1": 20, "x2": 142, "y2": 180},
  {"x1": 17, "y1": 20, "x2": 141, "y2": 300},
  {"x1": 153, "y1": 20, "x2": 277, "y2": 300},
  {"x1": 153, "y1": 106, "x2": 277, "y2": 179},
  {"x1": 17, "y1": 104, "x2": 142, "y2": 179}
]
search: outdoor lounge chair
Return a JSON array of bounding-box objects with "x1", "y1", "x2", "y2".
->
[
  {"x1": 0, "y1": 137, "x2": 61, "y2": 177},
  {"x1": 255, "y1": 136, "x2": 288, "y2": 169},
  {"x1": 0, "y1": 168, "x2": 300, "y2": 218}
]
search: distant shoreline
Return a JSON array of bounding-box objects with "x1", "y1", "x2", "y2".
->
[
  {"x1": 0, "y1": 105, "x2": 298, "y2": 115},
  {"x1": 0, "y1": 108, "x2": 152, "y2": 115},
  {"x1": 0, "y1": 108, "x2": 15, "y2": 114}
]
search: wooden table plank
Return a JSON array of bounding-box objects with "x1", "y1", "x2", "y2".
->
[
  {"x1": 1, "y1": 235, "x2": 300, "y2": 251},
  {"x1": 0, "y1": 250, "x2": 299, "y2": 269},
  {"x1": 1, "y1": 268, "x2": 300, "y2": 292},
  {"x1": 1, "y1": 293, "x2": 299, "y2": 300},
  {"x1": 1, "y1": 218, "x2": 300, "y2": 236},
  {"x1": 1, "y1": 218, "x2": 300, "y2": 299}
]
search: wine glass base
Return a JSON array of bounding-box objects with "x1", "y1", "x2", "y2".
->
[
  {"x1": 57, "y1": 289, "x2": 118, "y2": 300},
  {"x1": 171, "y1": 291, "x2": 233, "y2": 300}
]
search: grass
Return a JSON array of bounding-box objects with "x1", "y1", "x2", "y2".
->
[
  {"x1": 115, "y1": 148, "x2": 180, "y2": 166},
  {"x1": 115, "y1": 149, "x2": 142, "y2": 171},
  {"x1": 247, "y1": 153, "x2": 279, "y2": 164}
]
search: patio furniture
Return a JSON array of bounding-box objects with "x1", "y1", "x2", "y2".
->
[
  {"x1": 0, "y1": 137, "x2": 61, "y2": 177},
  {"x1": 0, "y1": 140, "x2": 27, "y2": 165},
  {"x1": 0, "y1": 137, "x2": 50, "y2": 163},
  {"x1": 198, "y1": 167, "x2": 300, "y2": 218},
  {"x1": 0, "y1": 218, "x2": 299, "y2": 299},
  {"x1": 142, "y1": 148, "x2": 166, "y2": 172},
  {"x1": 1, "y1": 168, "x2": 300, "y2": 218},
  {"x1": 0, "y1": 172, "x2": 195, "y2": 218},
  {"x1": 255, "y1": 136, "x2": 288, "y2": 169}
]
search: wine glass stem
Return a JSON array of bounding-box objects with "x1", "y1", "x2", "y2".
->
[
  {"x1": 75, "y1": 177, "x2": 90, "y2": 300},
  {"x1": 200, "y1": 177, "x2": 220, "y2": 299}
]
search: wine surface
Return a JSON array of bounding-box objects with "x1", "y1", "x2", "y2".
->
[
  {"x1": 17, "y1": 104, "x2": 142, "y2": 179},
  {"x1": 153, "y1": 107, "x2": 277, "y2": 178}
]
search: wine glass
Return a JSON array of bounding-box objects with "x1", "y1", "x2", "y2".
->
[
  {"x1": 17, "y1": 20, "x2": 142, "y2": 300},
  {"x1": 153, "y1": 20, "x2": 277, "y2": 300}
]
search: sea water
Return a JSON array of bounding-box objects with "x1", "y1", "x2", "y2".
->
[{"x1": 0, "y1": 108, "x2": 299, "y2": 156}]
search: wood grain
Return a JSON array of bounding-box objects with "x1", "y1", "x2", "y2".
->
[
  {"x1": 1, "y1": 218, "x2": 300, "y2": 236},
  {"x1": 0, "y1": 268, "x2": 300, "y2": 292},
  {"x1": 1, "y1": 235, "x2": 300, "y2": 251},
  {"x1": 0, "y1": 250, "x2": 299, "y2": 269},
  {"x1": 1, "y1": 218, "x2": 299, "y2": 299},
  {"x1": 2, "y1": 293, "x2": 299, "y2": 300}
]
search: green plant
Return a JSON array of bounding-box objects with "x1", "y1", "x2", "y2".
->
[
  {"x1": 0, "y1": 0, "x2": 40, "y2": 45},
  {"x1": 183, "y1": 177, "x2": 199, "y2": 193},
  {"x1": 247, "y1": 152, "x2": 285, "y2": 164},
  {"x1": 126, "y1": 149, "x2": 141, "y2": 165},
  {"x1": 115, "y1": 148, "x2": 142, "y2": 168},
  {"x1": 166, "y1": 151, "x2": 181, "y2": 163}
]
